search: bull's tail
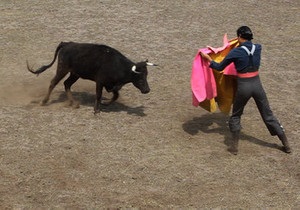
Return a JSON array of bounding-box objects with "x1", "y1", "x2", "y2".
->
[{"x1": 27, "y1": 42, "x2": 69, "y2": 75}]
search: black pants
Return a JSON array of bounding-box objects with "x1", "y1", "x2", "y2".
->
[{"x1": 228, "y1": 76, "x2": 284, "y2": 136}]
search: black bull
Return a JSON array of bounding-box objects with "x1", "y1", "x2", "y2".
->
[{"x1": 27, "y1": 42, "x2": 157, "y2": 113}]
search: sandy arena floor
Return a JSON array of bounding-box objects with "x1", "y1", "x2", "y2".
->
[{"x1": 0, "y1": 0, "x2": 299, "y2": 208}]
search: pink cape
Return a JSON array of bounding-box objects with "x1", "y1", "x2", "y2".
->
[{"x1": 191, "y1": 34, "x2": 238, "y2": 110}]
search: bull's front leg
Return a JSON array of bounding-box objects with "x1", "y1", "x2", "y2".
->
[
  {"x1": 94, "y1": 83, "x2": 104, "y2": 114},
  {"x1": 110, "y1": 90, "x2": 119, "y2": 104}
]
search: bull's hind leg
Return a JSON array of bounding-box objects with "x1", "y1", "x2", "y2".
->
[
  {"x1": 42, "y1": 70, "x2": 68, "y2": 105},
  {"x1": 64, "y1": 73, "x2": 80, "y2": 108}
]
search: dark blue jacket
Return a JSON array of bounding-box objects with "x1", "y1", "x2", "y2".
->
[{"x1": 209, "y1": 41, "x2": 262, "y2": 73}]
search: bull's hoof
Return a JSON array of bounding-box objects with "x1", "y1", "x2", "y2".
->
[
  {"x1": 72, "y1": 101, "x2": 80, "y2": 109},
  {"x1": 40, "y1": 100, "x2": 48, "y2": 106},
  {"x1": 100, "y1": 101, "x2": 110, "y2": 106},
  {"x1": 283, "y1": 146, "x2": 292, "y2": 154},
  {"x1": 228, "y1": 147, "x2": 238, "y2": 155},
  {"x1": 94, "y1": 110, "x2": 100, "y2": 115},
  {"x1": 67, "y1": 100, "x2": 73, "y2": 107}
]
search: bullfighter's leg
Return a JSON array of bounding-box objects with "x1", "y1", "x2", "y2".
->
[
  {"x1": 64, "y1": 73, "x2": 80, "y2": 108},
  {"x1": 95, "y1": 82, "x2": 104, "y2": 113},
  {"x1": 41, "y1": 69, "x2": 69, "y2": 105}
]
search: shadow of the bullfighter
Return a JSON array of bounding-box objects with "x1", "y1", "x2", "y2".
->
[{"x1": 182, "y1": 112, "x2": 281, "y2": 151}]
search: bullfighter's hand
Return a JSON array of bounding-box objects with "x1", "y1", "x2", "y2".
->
[{"x1": 200, "y1": 52, "x2": 212, "y2": 62}]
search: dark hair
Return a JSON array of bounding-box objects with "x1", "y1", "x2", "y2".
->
[{"x1": 237, "y1": 26, "x2": 253, "y2": 40}]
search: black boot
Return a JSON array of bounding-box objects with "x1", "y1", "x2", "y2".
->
[
  {"x1": 278, "y1": 133, "x2": 291, "y2": 153},
  {"x1": 228, "y1": 131, "x2": 240, "y2": 155}
]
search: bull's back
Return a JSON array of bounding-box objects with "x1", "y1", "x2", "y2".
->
[{"x1": 59, "y1": 43, "x2": 131, "y2": 81}]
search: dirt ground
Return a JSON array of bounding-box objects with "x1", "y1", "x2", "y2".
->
[{"x1": 0, "y1": 0, "x2": 299, "y2": 209}]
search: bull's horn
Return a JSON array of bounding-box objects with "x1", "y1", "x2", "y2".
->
[
  {"x1": 131, "y1": 65, "x2": 141, "y2": 74},
  {"x1": 146, "y1": 62, "x2": 158, "y2": 66}
]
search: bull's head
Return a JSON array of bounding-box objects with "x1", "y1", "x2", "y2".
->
[{"x1": 131, "y1": 60, "x2": 157, "y2": 94}]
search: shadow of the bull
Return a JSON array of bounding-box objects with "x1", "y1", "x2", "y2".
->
[{"x1": 45, "y1": 91, "x2": 147, "y2": 117}]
